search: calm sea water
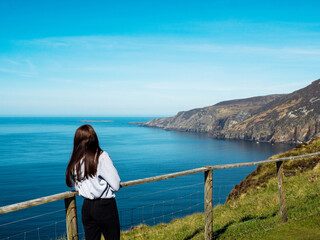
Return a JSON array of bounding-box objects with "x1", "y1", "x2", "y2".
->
[{"x1": 0, "y1": 117, "x2": 292, "y2": 239}]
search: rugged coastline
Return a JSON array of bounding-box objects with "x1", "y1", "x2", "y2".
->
[{"x1": 142, "y1": 79, "x2": 320, "y2": 144}]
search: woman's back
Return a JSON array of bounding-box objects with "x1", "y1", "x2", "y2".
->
[{"x1": 75, "y1": 151, "x2": 120, "y2": 199}]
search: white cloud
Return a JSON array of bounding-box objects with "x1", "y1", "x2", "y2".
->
[
  {"x1": 15, "y1": 35, "x2": 320, "y2": 60},
  {"x1": 2, "y1": 34, "x2": 320, "y2": 116}
]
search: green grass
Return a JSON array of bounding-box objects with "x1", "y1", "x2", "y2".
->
[
  {"x1": 255, "y1": 215, "x2": 320, "y2": 240},
  {"x1": 119, "y1": 139, "x2": 320, "y2": 240}
]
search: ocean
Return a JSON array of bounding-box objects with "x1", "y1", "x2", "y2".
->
[{"x1": 0, "y1": 117, "x2": 292, "y2": 239}]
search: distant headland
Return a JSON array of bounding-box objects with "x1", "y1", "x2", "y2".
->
[{"x1": 141, "y1": 78, "x2": 320, "y2": 144}]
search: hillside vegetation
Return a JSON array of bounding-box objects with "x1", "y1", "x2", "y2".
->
[{"x1": 119, "y1": 138, "x2": 320, "y2": 239}]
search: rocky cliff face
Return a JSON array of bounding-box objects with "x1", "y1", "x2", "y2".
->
[
  {"x1": 221, "y1": 79, "x2": 320, "y2": 143},
  {"x1": 143, "y1": 79, "x2": 320, "y2": 143},
  {"x1": 143, "y1": 94, "x2": 285, "y2": 134}
]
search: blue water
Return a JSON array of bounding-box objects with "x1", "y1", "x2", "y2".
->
[{"x1": 0, "y1": 117, "x2": 292, "y2": 239}]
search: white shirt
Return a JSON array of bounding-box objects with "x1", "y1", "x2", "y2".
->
[{"x1": 74, "y1": 151, "x2": 121, "y2": 199}]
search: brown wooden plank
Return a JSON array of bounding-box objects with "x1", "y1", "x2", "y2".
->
[
  {"x1": 209, "y1": 151, "x2": 320, "y2": 170},
  {"x1": 120, "y1": 167, "x2": 209, "y2": 188},
  {"x1": 0, "y1": 191, "x2": 78, "y2": 214}
]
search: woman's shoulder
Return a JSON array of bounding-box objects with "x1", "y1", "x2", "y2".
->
[
  {"x1": 97, "y1": 150, "x2": 115, "y2": 172},
  {"x1": 98, "y1": 150, "x2": 111, "y2": 161},
  {"x1": 100, "y1": 150, "x2": 108, "y2": 156}
]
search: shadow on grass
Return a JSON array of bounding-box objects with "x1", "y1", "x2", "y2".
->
[
  {"x1": 211, "y1": 211, "x2": 278, "y2": 239},
  {"x1": 183, "y1": 226, "x2": 204, "y2": 240},
  {"x1": 182, "y1": 221, "x2": 236, "y2": 240},
  {"x1": 212, "y1": 221, "x2": 235, "y2": 239},
  {"x1": 240, "y1": 210, "x2": 277, "y2": 222}
]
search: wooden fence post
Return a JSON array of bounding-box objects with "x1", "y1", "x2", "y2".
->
[
  {"x1": 65, "y1": 196, "x2": 79, "y2": 240},
  {"x1": 204, "y1": 169, "x2": 213, "y2": 240},
  {"x1": 276, "y1": 161, "x2": 288, "y2": 222}
]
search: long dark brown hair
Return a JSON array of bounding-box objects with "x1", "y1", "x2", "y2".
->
[{"x1": 66, "y1": 124, "x2": 102, "y2": 187}]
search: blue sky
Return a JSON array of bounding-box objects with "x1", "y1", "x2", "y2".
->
[{"x1": 1, "y1": 0, "x2": 320, "y2": 116}]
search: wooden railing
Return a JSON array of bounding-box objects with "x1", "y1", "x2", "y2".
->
[{"x1": 1, "y1": 151, "x2": 320, "y2": 240}]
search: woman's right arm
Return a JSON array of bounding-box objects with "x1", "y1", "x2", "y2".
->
[{"x1": 98, "y1": 152, "x2": 121, "y2": 192}]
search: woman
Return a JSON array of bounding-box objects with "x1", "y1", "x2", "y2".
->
[{"x1": 66, "y1": 124, "x2": 121, "y2": 240}]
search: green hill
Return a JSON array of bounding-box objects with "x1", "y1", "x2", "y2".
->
[{"x1": 120, "y1": 139, "x2": 320, "y2": 240}]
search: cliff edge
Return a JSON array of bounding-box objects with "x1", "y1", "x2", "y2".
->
[{"x1": 143, "y1": 79, "x2": 320, "y2": 143}]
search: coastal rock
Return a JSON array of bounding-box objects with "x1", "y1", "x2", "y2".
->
[
  {"x1": 143, "y1": 79, "x2": 320, "y2": 143},
  {"x1": 143, "y1": 95, "x2": 284, "y2": 134},
  {"x1": 221, "y1": 79, "x2": 320, "y2": 143}
]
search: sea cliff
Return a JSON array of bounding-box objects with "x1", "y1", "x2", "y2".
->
[{"x1": 143, "y1": 79, "x2": 320, "y2": 143}]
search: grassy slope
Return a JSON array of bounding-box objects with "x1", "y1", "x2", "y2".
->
[{"x1": 120, "y1": 139, "x2": 320, "y2": 240}]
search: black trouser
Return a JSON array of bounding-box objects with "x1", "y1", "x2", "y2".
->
[{"x1": 82, "y1": 198, "x2": 120, "y2": 240}]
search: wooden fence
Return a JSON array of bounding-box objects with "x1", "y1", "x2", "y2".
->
[{"x1": 1, "y1": 151, "x2": 320, "y2": 240}]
